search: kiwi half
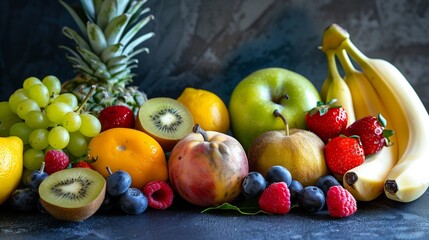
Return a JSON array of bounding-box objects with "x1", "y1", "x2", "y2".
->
[
  {"x1": 136, "y1": 97, "x2": 194, "y2": 152},
  {"x1": 39, "y1": 168, "x2": 106, "y2": 222}
]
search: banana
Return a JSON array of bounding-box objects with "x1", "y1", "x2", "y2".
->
[
  {"x1": 330, "y1": 24, "x2": 429, "y2": 202},
  {"x1": 333, "y1": 49, "x2": 399, "y2": 201},
  {"x1": 323, "y1": 50, "x2": 356, "y2": 126}
]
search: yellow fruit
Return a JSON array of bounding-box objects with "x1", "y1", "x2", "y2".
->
[
  {"x1": 88, "y1": 128, "x2": 168, "y2": 189},
  {"x1": 0, "y1": 136, "x2": 24, "y2": 205},
  {"x1": 177, "y1": 88, "x2": 230, "y2": 134}
]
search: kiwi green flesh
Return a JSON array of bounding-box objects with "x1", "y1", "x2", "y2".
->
[{"x1": 138, "y1": 97, "x2": 194, "y2": 140}]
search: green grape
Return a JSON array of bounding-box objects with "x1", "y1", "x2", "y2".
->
[
  {"x1": 8, "y1": 89, "x2": 29, "y2": 113},
  {"x1": 46, "y1": 102, "x2": 73, "y2": 124},
  {"x1": 0, "y1": 114, "x2": 22, "y2": 137},
  {"x1": 79, "y1": 113, "x2": 101, "y2": 137},
  {"x1": 0, "y1": 101, "x2": 14, "y2": 119},
  {"x1": 23, "y1": 77, "x2": 42, "y2": 89},
  {"x1": 24, "y1": 111, "x2": 50, "y2": 129},
  {"x1": 48, "y1": 126, "x2": 70, "y2": 150},
  {"x1": 53, "y1": 93, "x2": 79, "y2": 111},
  {"x1": 62, "y1": 111, "x2": 81, "y2": 132},
  {"x1": 28, "y1": 84, "x2": 50, "y2": 107},
  {"x1": 23, "y1": 148, "x2": 44, "y2": 170},
  {"x1": 42, "y1": 75, "x2": 62, "y2": 96},
  {"x1": 16, "y1": 98, "x2": 40, "y2": 119},
  {"x1": 67, "y1": 131, "x2": 88, "y2": 157},
  {"x1": 9, "y1": 122, "x2": 32, "y2": 144},
  {"x1": 29, "y1": 128, "x2": 50, "y2": 150}
]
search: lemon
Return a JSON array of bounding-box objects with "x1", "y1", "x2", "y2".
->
[
  {"x1": 0, "y1": 136, "x2": 24, "y2": 205},
  {"x1": 177, "y1": 88, "x2": 230, "y2": 133}
]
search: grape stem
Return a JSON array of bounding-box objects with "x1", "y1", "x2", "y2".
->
[{"x1": 76, "y1": 85, "x2": 96, "y2": 114}]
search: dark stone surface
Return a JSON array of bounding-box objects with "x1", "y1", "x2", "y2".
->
[{"x1": 1, "y1": 0, "x2": 429, "y2": 239}]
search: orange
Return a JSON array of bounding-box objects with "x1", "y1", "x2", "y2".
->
[
  {"x1": 88, "y1": 128, "x2": 168, "y2": 189},
  {"x1": 0, "y1": 136, "x2": 23, "y2": 205},
  {"x1": 177, "y1": 88, "x2": 230, "y2": 133}
]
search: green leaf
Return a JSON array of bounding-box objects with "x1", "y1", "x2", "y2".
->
[{"x1": 201, "y1": 201, "x2": 268, "y2": 215}]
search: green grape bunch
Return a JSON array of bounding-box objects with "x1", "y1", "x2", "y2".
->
[{"x1": 0, "y1": 76, "x2": 101, "y2": 172}]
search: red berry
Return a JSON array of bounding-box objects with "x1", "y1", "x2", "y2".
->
[
  {"x1": 44, "y1": 150, "x2": 70, "y2": 175},
  {"x1": 143, "y1": 181, "x2": 174, "y2": 210},
  {"x1": 98, "y1": 105, "x2": 135, "y2": 132},
  {"x1": 258, "y1": 182, "x2": 291, "y2": 214},
  {"x1": 72, "y1": 161, "x2": 93, "y2": 169},
  {"x1": 342, "y1": 114, "x2": 394, "y2": 155},
  {"x1": 326, "y1": 186, "x2": 357, "y2": 218},
  {"x1": 306, "y1": 100, "x2": 348, "y2": 143},
  {"x1": 325, "y1": 135, "x2": 365, "y2": 176}
]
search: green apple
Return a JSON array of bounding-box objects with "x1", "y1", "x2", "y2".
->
[{"x1": 229, "y1": 67, "x2": 321, "y2": 151}]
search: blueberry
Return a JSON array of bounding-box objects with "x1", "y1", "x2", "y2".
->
[
  {"x1": 289, "y1": 180, "x2": 303, "y2": 205},
  {"x1": 27, "y1": 168, "x2": 48, "y2": 192},
  {"x1": 106, "y1": 168, "x2": 132, "y2": 196},
  {"x1": 9, "y1": 188, "x2": 39, "y2": 212},
  {"x1": 266, "y1": 165, "x2": 292, "y2": 186},
  {"x1": 242, "y1": 171, "x2": 267, "y2": 199},
  {"x1": 316, "y1": 175, "x2": 341, "y2": 196},
  {"x1": 119, "y1": 188, "x2": 148, "y2": 215},
  {"x1": 298, "y1": 186, "x2": 325, "y2": 213}
]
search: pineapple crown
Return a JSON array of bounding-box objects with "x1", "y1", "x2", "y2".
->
[{"x1": 59, "y1": 0, "x2": 155, "y2": 87}]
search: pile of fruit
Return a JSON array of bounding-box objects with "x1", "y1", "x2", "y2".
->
[{"x1": 1, "y1": 0, "x2": 429, "y2": 222}]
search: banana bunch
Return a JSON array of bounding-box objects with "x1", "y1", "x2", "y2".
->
[{"x1": 321, "y1": 24, "x2": 429, "y2": 202}]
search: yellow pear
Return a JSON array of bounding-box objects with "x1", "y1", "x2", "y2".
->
[{"x1": 248, "y1": 110, "x2": 327, "y2": 186}]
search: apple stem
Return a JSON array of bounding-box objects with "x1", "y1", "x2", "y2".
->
[
  {"x1": 193, "y1": 124, "x2": 209, "y2": 141},
  {"x1": 273, "y1": 109, "x2": 289, "y2": 136}
]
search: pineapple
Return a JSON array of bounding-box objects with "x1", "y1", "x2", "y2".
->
[{"x1": 59, "y1": 0, "x2": 155, "y2": 115}]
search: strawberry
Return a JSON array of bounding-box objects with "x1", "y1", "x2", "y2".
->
[
  {"x1": 326, "y1": 186, "x2": 357, "y2": 218},
  {"x1": 342, "y1": 114, "x2": 394, "y2": 155},
  {"x1": 143, "y1": 180, "x2": 174, "y2": 210},
  {"x1": 72, "y1": 161, "x2": 93, "y2": 169},
  {"x1": 325, "y1": 135, "x2": 365, "y2": 176},
  {"x1": 258, "y1": 182, "x2": 291, "y2": 214},
  {"x1": 98, "y1": 105, "x2": 135, "y2": 132},
  {"x1": 44, "y1": 150, "x2": 70, "y2": 175},
  {"x1": 306, "y1": 99, "x2": 348, "y2": 143}
]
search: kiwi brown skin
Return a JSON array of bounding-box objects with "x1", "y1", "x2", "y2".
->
[
  {"x1": 39, "y1": 168, "x2": 106, "y2": 222},
  {"x1": 136, "y1": 97, "x2": 194, "y2": 152}
]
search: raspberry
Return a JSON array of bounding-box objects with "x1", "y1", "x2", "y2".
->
[
  {"x1": 44, "y1": 150, "x2": 70, "y2": 175},
  {"x1": 258, "y1": 182, "x2": 291, "y2": 214},
  {"x1": 326, "y1": 186, "x2": 357, "y2": 218},
  {"x1": 143, "y1": 181, "x2": 174, "y2": 210}
]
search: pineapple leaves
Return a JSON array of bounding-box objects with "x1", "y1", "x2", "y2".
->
[
  {"x1": 97, "y1": 0, "x2": 118, "y2": 31},
  {"x1": 100, "y1": 43, "x2": 124, "y2": 62},
  {"x1": 120, "y1": 15, "x2": 154, "y2": 47},
  {"x1": 80, "y1": 0, "x2": 96, "y2": 21},
  {"x1": 62, "y1": 27, "x2": 91, "y2": 51},
  {"x1": 123, "y1": 31, "x2": 154, "y2": 56},
  {"x1": 87, "y1": 22, "x2": 107, "y2": 55},
  {"x1": 59, "y1": 0, "x2": 87, "y2": 36},
  {"x1": 104, "y1": 14, "x2": 130, "y2": 46}
]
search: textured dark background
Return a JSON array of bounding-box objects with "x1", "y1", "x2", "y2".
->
[
  {"x1": 2, "y1": 1, "x2": 429, "y2": 239},
  {"x1": 1, "y1": 0, "x2": 429, "y2": 111}
]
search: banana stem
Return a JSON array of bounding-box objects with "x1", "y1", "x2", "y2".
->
[
  {"x1": 342, "y1": 40, "x2": 372, "y2": 72},
  {"x1": 336, "y1": 49, "x2": 357, "y2": 76},
  {"x1": 326, "y1": 51, "x2": 342, "y2": 83}
]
